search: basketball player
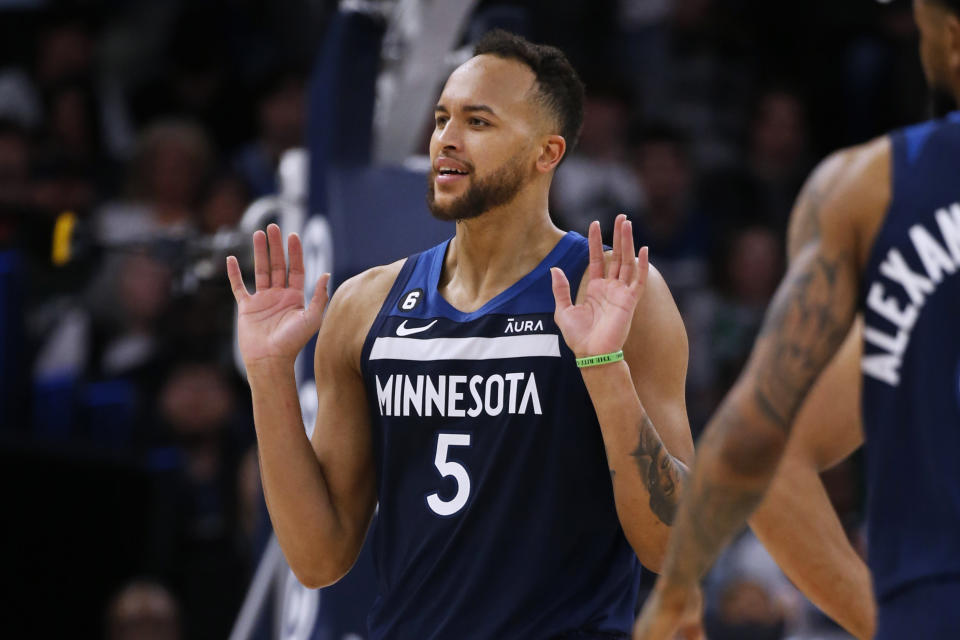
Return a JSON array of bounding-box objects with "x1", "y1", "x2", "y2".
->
[
  {"x1": 634, "y1": 1, "x2": 960, "y2": 638},
  {"x1": 227, "y1": 31, "x2": 697, "y2": 639}
]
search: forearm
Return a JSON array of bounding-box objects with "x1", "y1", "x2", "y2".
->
[
  {"x1": 751, "y1": 455, "x2": 875, "y2": 639},
  {"x1": 247, "y1": 359, "x2": 350, "y2": 586},
  {"x1": 660, "y1": 383, "x2": 787, "y2": 586},
  {"x1": 581, "y1": 360, "x2": 688, "y2": 567}
]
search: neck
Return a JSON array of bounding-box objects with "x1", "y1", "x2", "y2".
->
[{"x1": 439, "y1": 183, "x2": 565, "y2": 312}]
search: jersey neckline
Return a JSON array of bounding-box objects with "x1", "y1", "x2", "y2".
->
[{"x1": 427, "y1": 230, "x2": 581, "y2": 322}]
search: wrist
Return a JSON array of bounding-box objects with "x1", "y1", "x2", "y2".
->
[
  {"x1": 578, "y1": 358, "x2": 630, "y2": 385},
  {"x1": 244, "y1": 355, "x2": 298, "y2": 379},
  {"x1": 575, "y1": 350, "x2": 624, "y2": 368}
]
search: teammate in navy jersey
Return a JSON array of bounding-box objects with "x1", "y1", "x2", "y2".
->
[
  {"x1": 635, "y1": 1, "x2": 960, "y2": 638},
  {"x1": 227, "y1": 31, "x2": 699, "y2": 639}
]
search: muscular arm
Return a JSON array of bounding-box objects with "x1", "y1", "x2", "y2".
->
[
  {"x1": 574, "y1": 221, "x2": 694, "y2": 571},
  {"x1": 247, "y1": 255, "x2": 399, "y2": 588},
  {"x1": 650, "y1": 139, "x2": 889, "y2": 593},
  {"x1": 750, "y1": 319, "x2": 873, "y2": 639}
]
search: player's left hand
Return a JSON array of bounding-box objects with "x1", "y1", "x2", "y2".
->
[
  {"x1": 632, "y1": 581, "x2": 704, "y2": 640},
  {"x1": 551, "y1": 214, "x2": 648, "y2": 358}
]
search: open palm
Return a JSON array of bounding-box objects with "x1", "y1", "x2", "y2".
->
[
  {"x1": 227, "y1": 223, "x2": 330, "y2": 367},
  {"x1": 551, "y1": 215, "x2": 648, "y2": 358}
]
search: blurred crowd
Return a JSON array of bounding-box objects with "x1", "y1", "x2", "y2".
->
[{"x1": 0, "y1": 0, "x2": 927, "y2": 638}]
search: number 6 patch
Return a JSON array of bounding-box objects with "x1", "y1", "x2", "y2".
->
[{"x1": 398, "y1": 288, "x2": 424, "y2": 312}]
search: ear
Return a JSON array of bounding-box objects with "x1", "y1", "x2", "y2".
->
[{"x1": 536, "y1": 134, "x2": 567, "y2": 174}]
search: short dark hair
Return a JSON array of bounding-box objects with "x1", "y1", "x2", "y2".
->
[{"x1": 473, "y1": 29, "x2": 586, "y2": 153}]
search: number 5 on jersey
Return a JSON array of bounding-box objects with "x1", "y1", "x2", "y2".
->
[{"x1": 427, "y1": 433, "x2": 471, "y2": 516}]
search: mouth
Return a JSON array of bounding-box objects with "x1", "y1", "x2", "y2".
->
[{"x1": 435, "y1": 167, "x2": 470, "y2": 185}]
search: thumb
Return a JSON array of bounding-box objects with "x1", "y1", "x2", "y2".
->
[
  {"x1": 551, "y1": 267, "x2": 573, "y2": 312},
  {"x1": 305, "y1": 273, "x2": 331, "y2": 328}
]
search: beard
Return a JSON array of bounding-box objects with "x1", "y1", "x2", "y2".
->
[
  {"x1": 928, "y1": 85, "x2": 958, "y2": 119},
  {"x1": 426, "y1": 153, "x2": 530, "y2": 221}
]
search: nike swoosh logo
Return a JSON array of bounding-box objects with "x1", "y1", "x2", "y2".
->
[{"x1": 396, "y1": 320, "x2": 438, "y2": 337}]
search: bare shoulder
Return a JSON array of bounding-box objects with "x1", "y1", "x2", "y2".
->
[
  {"x1": 329, "y1": 258, "x2": 407, "y2": 313},
  {"x1": 316, "y1": 258, "x2": 407, "y2": 372},
  {"x1": 627, "y1": 262, "x2": 688, "y2": 356},
  {"x1": 787, "y1": 136, "x2": 891, "y2": 266}
]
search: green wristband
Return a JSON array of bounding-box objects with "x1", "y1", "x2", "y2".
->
[{"x1": 575, "y1": 350, "x2": 624, "y2": 368}]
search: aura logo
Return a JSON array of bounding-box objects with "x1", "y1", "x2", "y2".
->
[{"x1": 504, "y1": 317, "x2": 544, "y2": 334}]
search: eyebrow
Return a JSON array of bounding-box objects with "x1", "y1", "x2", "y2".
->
[{"x1": 434, "y1": 104, "x2": 498, "y2": 117}]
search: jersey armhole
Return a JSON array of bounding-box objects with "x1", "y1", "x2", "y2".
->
[{"x1": 359, "y1": 255, "x2": 420, "y2": 378}]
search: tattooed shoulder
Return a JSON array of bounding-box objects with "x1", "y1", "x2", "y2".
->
[{"x1": 786, "y1": 150, "x2": 854, "y2": 260}]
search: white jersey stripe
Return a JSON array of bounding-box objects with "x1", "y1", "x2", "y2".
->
[{"x1": 369, "y1": 334, "x2": 561, "y2": 361}]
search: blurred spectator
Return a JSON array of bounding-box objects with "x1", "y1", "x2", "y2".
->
[
  {"x1": 33, "y1": 11, "x2": 94, "y2": 91},
  {"x1": 128, "y1": 5, "x2": 250, "y2": 153},
  {"x1": 107, "y1": 579, "x2": 182, "y2": 640},
  {"x1": 685, "y1": 225, "x2": 783, "y2": 428},
  {"x1": 748, "y1": 89, "x2": 812, "y2": 224},
  {"x1": 631, "y1": 0, "x2": 757, "y2": 169},
  {"x1": 149, "y1": 359, "x2": 251, "y2": 640},
  {"x1": 701, "y1": 87, "x2": 813, "y2": 232},
  {"x1": 552, "y1": 83, "x2": 644, "y2": 236},
  {"x1": 95, "y1": 119, "x2": 213, "y2": 246},
  {"x1": 233, "y1": 71, "x2": 307, "y2": 198},
  {"x1": 34, "y1": 77, "x2": 121, "y2": 198},
  {"x1": 705, "y1": 575, "x2": 787, "y2": 640},
  {"x1": 0, "y1": 118, "x2": 30, "y2": 245},
  {"x1": 628, "y1": 122, "x2": 710, "y2": 307},
  {"x1": 32, "y1": 10, "x2": 135, "y2": 160},
  {"x1": 0, "y1": 69, "x2": 41, "y2": 130},
  {"x1": 199, "y1": 171, "x2": 249, "y2": 235},
  {"x1": 32, "y1": 248, "x2": 173, "y2": 444}
]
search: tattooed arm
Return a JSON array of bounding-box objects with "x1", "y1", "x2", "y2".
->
[
  {"x1": 576, "y1": 221, "x2": 694, "y2": 571},
  {"x1": 750, "y1": 319, "x2": 874, "y2": 639},
  {"x1": 633, "y1": 138, "x2": 890, "y2": 639}
]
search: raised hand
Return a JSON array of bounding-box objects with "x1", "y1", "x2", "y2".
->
[
  {"x1": 227, "y1": 223, "x2": 330, "y2": 368},
  {"x1": 551, "y1": 214, "x2": 649, "y2": 358}
]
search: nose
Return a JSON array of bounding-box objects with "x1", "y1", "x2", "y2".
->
[{"x1": 435, "y1": 119, "x2": 462, "y2": 152}]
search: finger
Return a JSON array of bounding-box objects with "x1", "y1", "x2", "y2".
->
[
  {"x1": 288, "y1": 232, "x2": 305, "y2": 291},
  {"x1": 304, "y1": 273, "x2": 331, "y2": 328},
  {"x1": 587, "y1": 220, "x2": 604, "y2": 280},
  {"x1": 629, "y1": 246, "x2": 649, "y2": 296},
  {"x1": 267, "y1": 223, "x2": 287, "y2": 288},
  {"x1": 620, "y1": 219, "x2": 637, "y2": 283},
  {"x1": 226, "y1": 255, "x2": 249, "y2": 302},
  {"x1": 252, "y1": 230, "x2": 270, "y2": 291},
  {"x1": 550, "y1": 267, "x2": 573, "y2": 312},
  {"x1": 609, "y1": 213, "x2": 625, "y2": 280}
]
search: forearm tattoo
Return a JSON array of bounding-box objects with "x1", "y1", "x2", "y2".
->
[
  {"x1": 661, "y1": 164, "x2": 858, "y2": 584},
  {"x1": 631, "y1": 413, "x2": 688, "y2": 525}
]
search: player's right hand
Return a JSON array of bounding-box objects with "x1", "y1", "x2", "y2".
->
[{"x1": 226, "y1": 223, "x2": 330, "y2": 369}]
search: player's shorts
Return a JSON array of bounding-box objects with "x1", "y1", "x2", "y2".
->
[{"x1": 875, "y1": 574, "x2": 960, "y2": 640}]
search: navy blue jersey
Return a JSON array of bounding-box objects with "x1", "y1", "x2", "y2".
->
[
  {"x1": 859, "y1": 111, "x2": 960, "y2": 600},
  {"x1": 359, "y1": 231, "x2": 641, "y2": 639}
]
